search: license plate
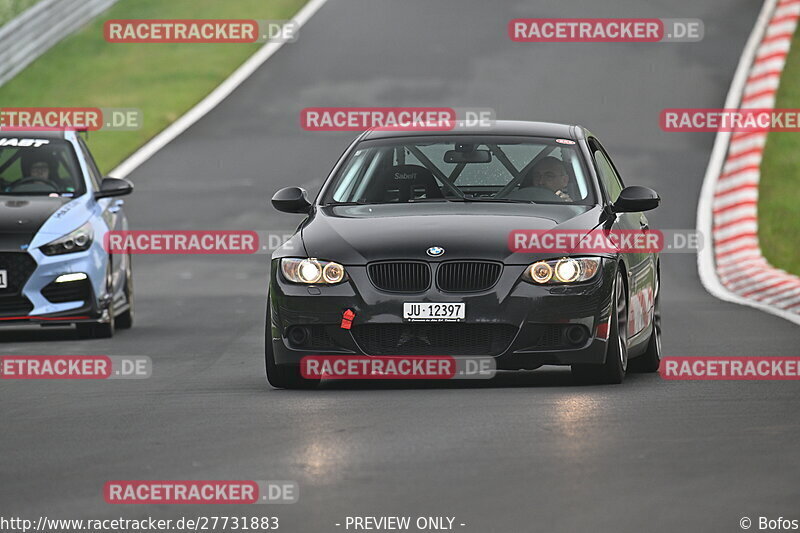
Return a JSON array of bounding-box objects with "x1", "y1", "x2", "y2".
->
[
  {"x1": 0, "y1": 269, "x2": 6, "y2": 289},
  {"x1": 403, "y1": 302, "x2": 465, "y2": 322}
]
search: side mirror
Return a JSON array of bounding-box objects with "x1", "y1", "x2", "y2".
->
[
  {"x1": 272, "y1": 186, "x2": 311, "y2": 214},
  {"x1": 613, "y1": 185, "x2": 660, "y2": 213},
  {"x1": 95, "y1": 177, "x2": 133, "y2": 199}
]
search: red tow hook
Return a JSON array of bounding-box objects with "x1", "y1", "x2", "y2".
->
[{"x1": 340, "y1": 309, "x2": 356, "y2": 330}]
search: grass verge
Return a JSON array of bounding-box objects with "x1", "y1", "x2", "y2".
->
[
  {"x1": 0, "y1": 0, "x2": 306, "y2": 171},
  {"x1": 758, "y1": 28, "x2": 800, "y2": 277}
]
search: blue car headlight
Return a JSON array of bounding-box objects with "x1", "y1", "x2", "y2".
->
[
  {"x1": 40, "y1": 222, "x2": 93, "y2": 256},
  {"x1": 523, "y1": 257, "x2": 601, "y2": 285}
]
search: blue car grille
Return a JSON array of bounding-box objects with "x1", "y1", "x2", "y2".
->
[{"x1": 0, "y1": 252, "x2": 36, "y2": 317}]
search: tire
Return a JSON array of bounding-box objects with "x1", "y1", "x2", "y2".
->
[
  {"x1": 628, "y1": 272, "x2": 661, "y2": 373},
  {"x1": 572, "y1": 269, "x2": 628, "y2": 385},
  {"x1": 115, "y1": 254, "x2": 134, "y2": 330},
  {"x1": 265, "y1": 303, "x2": 319, "y2": 389}
]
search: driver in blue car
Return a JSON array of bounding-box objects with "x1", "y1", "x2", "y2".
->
[
  {"x1": 6, "y1": 152, "x2": 69, "y2": 194},
  {"x1": 29, "y1": 160, "x2": 52, "y2": 179},
  {"x1": 23, "y1": 152, "x2": 56, "y2": 180}
]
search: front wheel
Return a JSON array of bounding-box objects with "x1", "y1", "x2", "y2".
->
[
  {"x1": 115, "y1": 254, "x2": 134, "y2": 330},
  {"x1": 572, "y1": 269, "x2": 628, "y2": 385},
  {"x1": 265, "y1": 303, "x2": 319, "y2": 389}
]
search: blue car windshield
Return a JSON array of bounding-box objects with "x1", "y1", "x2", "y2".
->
[{"x1": 0, "y1": 138, "x2": 85, "y2": 197}]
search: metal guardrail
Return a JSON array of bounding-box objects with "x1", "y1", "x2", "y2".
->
[{"x1": 0, "y1": 0, "x2": 120, "y2": 87}]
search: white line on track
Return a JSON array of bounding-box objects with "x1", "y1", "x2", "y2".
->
[{"x1": 109, "y1": 0, "x2": 329, "y2": 179}]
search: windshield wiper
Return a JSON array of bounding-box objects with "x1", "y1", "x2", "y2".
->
[
  {"x1": 325, "y1": 199, "x2": 459, "y2": 206},
  {"x1": 323, "y1": 198, "x2": 533, "y2": 206},
  {"x1": 464, "y1": 197, "x2": 532, "y2": 204},
  {"x1": 407, "y1": 198, "x2": 459, "y2": 203}
]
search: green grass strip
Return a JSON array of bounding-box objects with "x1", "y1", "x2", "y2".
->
[
  {"x1": 0, "y1": 0, "x2": 306, "y2": 171},
  {"x1": 759, "y1": 29, "x2": 800, "y2": 277}
]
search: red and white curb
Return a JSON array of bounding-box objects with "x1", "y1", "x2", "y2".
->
[{"x1": 697, "y1": 0, "x2": 800, "y2": 325}]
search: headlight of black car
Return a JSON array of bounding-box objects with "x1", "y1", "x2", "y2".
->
[
  {"x1": 523, "y1": 257, "x2": 602, "y2": 285},
  {"x1": 281, "y1": 258, "x2": 347, "y2": 284},
  {"x1": 40, "y1": 222, "x2": 93, "y2": 256}
]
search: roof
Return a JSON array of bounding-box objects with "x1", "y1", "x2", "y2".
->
[
  {"x1": 361, "y1": 120, "x2": 583, "y2": 141},
  {"x1": 0, "y1": 130, "x2": 68, "y2": 140}
]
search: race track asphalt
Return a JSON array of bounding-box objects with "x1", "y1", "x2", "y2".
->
[{"x1": 2, "y1": 1, "x2": 799, "y2": 531}]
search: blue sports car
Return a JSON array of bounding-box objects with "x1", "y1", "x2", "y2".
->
[{"x1": 0, "y1": 130, "x2": 134, "y2": 338}]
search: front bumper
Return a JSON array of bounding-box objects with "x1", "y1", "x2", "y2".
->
[
  {"x1": 268, "y1": 258, "x2": 616, "y2": 370},
  {"x1": 0, "y1": 244, "x2": 107, "y2": 326}
]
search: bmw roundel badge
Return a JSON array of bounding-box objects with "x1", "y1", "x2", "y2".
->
[{"x1": 426, "y1": 246, "x2": 445, "y2": 257}]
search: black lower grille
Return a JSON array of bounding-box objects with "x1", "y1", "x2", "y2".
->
[
  {"x1": 518, "y1": 324, "x2": 591, "y2": 350},
  {"x1": 0, "y1": 294, "x2": 33, "y2": 316},
  {"x1": 286, "y1": 325, "x2": 338, "y2": 349},
  {"x1": 368, "y1": 262, "x2": 430, "y2": 292},
  {"x1": 351, "y1": 323, "x2": 518, "y2": 356},
  {"x1": 0, "y1": 252, "x2": 36, "y2": 292},
  {"x1": 437, "y1": 261, "x2": 502, "y2": 292},
  {"x1": 42, "y1": 279, "x2": 92, "y2": 303},
  {"x1": 532, "y1": 325, "x2": 568, "y2": 348},
  {"x1": 309, "y1": 325, "x2": 336, "y2": 348},
  {"x1": 0, "y1": 252, "x2": 36, "y2": 317}
]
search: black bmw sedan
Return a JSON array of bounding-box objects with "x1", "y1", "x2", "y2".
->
[{"x1": 267, "y1": 121, "x2": 661, "y2": 388}]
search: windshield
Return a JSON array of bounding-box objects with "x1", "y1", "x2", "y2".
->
[
  {"x1": 322, "y1": 135, "x2": 595, "y2": 206},
  {"x1": 0, "y1": 137, "x2": 85, "y2": 197}
]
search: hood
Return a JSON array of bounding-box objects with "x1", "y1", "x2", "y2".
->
[
  {"x1": 299, "y1": 202, "x2": 604, "y2": 264},
  {"x1": 0, "y1": 196, "x2": 73, "y2": 251}
]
